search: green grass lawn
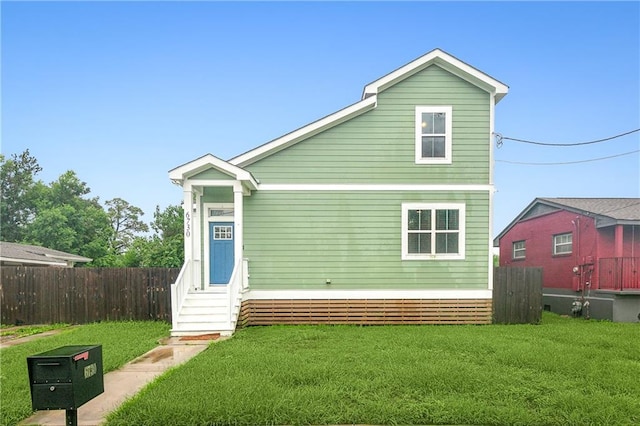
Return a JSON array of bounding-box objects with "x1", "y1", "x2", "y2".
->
[
  {"x1": 107, "y1": 313, "x2": 640, "y2": 426},
  {"x1": 0, "y1": 323, "x2": 69, "y2": 339},
  {"x1": 0, "y1": 321, "x2": 170, "y2": 426}
]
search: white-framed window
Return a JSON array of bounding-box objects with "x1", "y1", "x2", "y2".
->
[
  {"x1": 512, "y1": 240, "x2": 526, "y2": 260},
  {"x1": 213, "y1": 225, "x2": 233, "y2": 240},
  {"x1": 415, "y1": 106, "x2": 453, "y2": 164},
  {"x1": 401, "y1": 203, "x2": 465, "y2": 260},
  {"x1": 553, "y1": 233, "x2": 572, "y2": 255},
  {"x1": 209, "y1": 207, "x2": 234, "y2": 217}
]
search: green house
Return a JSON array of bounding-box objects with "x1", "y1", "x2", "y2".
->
[{"x1": 169, "y1": 49, "x2": 509, "y2": 336}]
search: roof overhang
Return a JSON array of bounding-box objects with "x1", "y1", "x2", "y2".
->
[
  {"x1": 494, "y1": 198, "x2": 640, "y2": 246},
  {"x1": 0, "y1": 256, "x2": 69, "y2": 267},
  {"x1": 362, "y1": 48, "x2": 509, "y2": 104},
  {"x1": 169, "y1": 154, "x2": 259, "y2": 191}
]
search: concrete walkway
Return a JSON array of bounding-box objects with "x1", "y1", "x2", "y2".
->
[{"x1": 19, "y1": 336, "x2": 220, "y2": 426}]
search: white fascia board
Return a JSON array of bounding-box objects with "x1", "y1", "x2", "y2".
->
[
  {"x1": 229, "y1": 95, "x2": 377, "y2": 167},
  {"x1": 245, "y1": 289, "x2": 492, "y2": 300},
  {"x1": 362, "y1": 48, "x2": 508, "y2": 103},
  {"x1": 0, "y1": 256, "x2": 67, "y2": 267},
  {"x1": 44, "y1": 253, "x2": 92, "y2": 263},
  {"x1": 169, "y1": 154, "x2": 258, "y2": 189},
  {"x1": 258, "y1": 184, "x2": 493, "y2": 192}
]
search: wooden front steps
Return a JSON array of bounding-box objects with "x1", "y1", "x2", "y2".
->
[{"x1": 172, "y1": 292, "x2": 233, "y2": 336}]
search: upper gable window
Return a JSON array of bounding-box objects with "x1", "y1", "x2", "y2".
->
[{"x1": 415, "y1": 106, "x2": 452, "y2": 164}]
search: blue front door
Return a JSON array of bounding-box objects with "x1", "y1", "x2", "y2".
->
[{"x1": 209, "y1": 222, "x2": 234, "y2": 284}]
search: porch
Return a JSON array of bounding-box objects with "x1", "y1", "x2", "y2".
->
[
  {"x1": 168, "y1": 154, "x2": 257, "y2": 336},
  {"x1": 598, "y1": 257, "x2": 640, "y2": 291}
]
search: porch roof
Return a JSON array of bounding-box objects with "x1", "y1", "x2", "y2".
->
[{"x1": 169, "y1": 154, "x2": 259, "y2": 190}]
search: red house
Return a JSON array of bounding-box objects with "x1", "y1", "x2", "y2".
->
[{"x1": 494, "y1": 198, "x2": 640, "y2": 322}]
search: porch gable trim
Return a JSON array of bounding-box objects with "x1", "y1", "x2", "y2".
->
[{"x1": 169, "y1": 154, "x2": 258, "y2": 190}]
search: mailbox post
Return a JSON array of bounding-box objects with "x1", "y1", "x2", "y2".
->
[{"x1": 27, "y1": 345, "x2": 104, "y2": 426}]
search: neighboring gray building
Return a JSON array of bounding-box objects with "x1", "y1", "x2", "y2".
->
[{"x1": 0, "y1": 242, "x2": 92, "y2": 267}]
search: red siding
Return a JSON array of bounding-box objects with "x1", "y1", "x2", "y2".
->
[
  {"x1": 499, "y1": 210, "x2": 640, "y2": 291},
  {"x1": 499, "y1": 210, "x2": 595, "y2": 290}
]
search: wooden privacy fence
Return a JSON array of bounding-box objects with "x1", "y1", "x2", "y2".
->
[
  {"x1": 0, "y1": 267, "x2": 179, "y2": 325},
  {"x1": 493, "y1": 267, "x2": 543, "y2": 324}
]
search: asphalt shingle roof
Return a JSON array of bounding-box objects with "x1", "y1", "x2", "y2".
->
[
  {"x1": 0, "y1": 242, "x2": 91, "y2": 266},
  {"x1": 538, "y1": 198, "x2": 640, "y2": 221}
]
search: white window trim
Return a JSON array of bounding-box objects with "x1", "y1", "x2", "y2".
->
[
  {"x1": 512, "y1": 240, "x2": 526, "y2": 260},
  {"x1": 415, "y1": 106, "x2": 453, "y2": 164},
  {"x1": 401, "y1": 203, "x2": 465, "y2": 260},
  {"x1": 553, "y1": 233, "x2": 572, "y2": 255}
]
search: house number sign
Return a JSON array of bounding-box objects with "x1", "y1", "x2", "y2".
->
[
  {"x1": 185, "y1": 212, "x2": 191, "y2": 237},
  {"x1": 84, "y1": 363, "x2": 97, "y2": 379}
]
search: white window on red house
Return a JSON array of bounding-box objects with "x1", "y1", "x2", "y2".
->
[
  {"x1": 512, "y1": 240, "x2": 526, "y2": 259},
  {"x1": 553, "y1": 233, "x2": 572, "y2": 255}
]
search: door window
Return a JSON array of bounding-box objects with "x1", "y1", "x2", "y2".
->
[{"x1": 213, "y1": 225, "x2": 233, "y2": 240}]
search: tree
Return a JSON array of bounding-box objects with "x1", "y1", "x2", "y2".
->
[
  {"x1": 106, "y1": 198, "x2": 149, "y2": 255},
  {"x1": 151, "y1": 205, "x2": 183, "y2": 239},
  {"x1": 0, "y1": 149, "x2": 42, "y2": 242},
  {"x1": 122, "y1": 204, "x2": 184, "y2": 267},
  {"x1": 23, "y1": 171, "x2": 112, "y2": 262}
]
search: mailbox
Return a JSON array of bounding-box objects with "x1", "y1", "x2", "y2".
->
[{"x1": 27, "y1": 345, "x2": 104, "y2": 410}]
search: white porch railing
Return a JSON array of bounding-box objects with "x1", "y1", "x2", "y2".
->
[
  {"x1": 171, "y1": 260, "x2": 191, "y2": 331},
  {"x1": 227, "y1": 258, "x2": 249, "y2": 329}
]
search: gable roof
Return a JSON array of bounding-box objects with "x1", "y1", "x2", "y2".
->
[
  {"x1": 538, "y1": 198, "x2": 640, "y2": 222},
  {"x1": 362, "y1": 48, "x2": 509, "y2": 102},
  {"x1": 494, "y1": 197, "x2": 640, "y2": 246},
  {"x1": 0, "y1": 242, "x2": 92, "y2": 267},
  {"x1": 169, "y1": 154, "x2": 259, "y2": 190},
  {"x1": 230, "y1": 48, "x2": 508, "y2": 168}
]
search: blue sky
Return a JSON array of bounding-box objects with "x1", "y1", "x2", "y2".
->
[{"x1": 2, "y1": 1, "x2": 639, "y2": 236}]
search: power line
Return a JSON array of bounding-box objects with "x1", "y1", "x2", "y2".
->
[
  {"x1": 494, "y1": 128, "x2": 640, "y2": 148},
  {"x1": 496, "y1": 149, "x2": 640, "y2": 166}
]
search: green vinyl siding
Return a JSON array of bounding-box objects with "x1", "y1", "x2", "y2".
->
[
  {"x1": 243, "y1": 190, "x2": 490, "y2": 290},
  {"x1": 245, "y1": 65, "x2": 490, "y2": 184},
  {"x1": 190, "y1": 168, "x2": 236, "y2": 180},
  {"x1": 202, "y1": 186, "x2": 234, "y2": 203}
]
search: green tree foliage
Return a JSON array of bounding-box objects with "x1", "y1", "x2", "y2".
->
[
  {"x1": 0, "y1": 149, "x2": 42, "y2": 241},
  {"x1": 122, "y1": 205, "x2": 184, "y2": 267},
  {"x1": 106, "y1": 197, "x2": 149, "y2": 255},
  {"x1": 1, "y1": 150, "x2": 181, "y2": 267},
  {"x1": 23, "y1": 171, "x2": 112, "y2": 261}
]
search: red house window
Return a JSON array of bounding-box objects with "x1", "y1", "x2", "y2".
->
[
  {"x1": 553, "y1": 233, "x2": 572, "y2": 255},
  {"x1": 512, "y1": 240, "x2": 526, "y2": 260}
]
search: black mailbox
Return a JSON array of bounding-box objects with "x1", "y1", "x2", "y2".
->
[{"x1": 27, "y1": 345, "x2": 104, "y2": 410}]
